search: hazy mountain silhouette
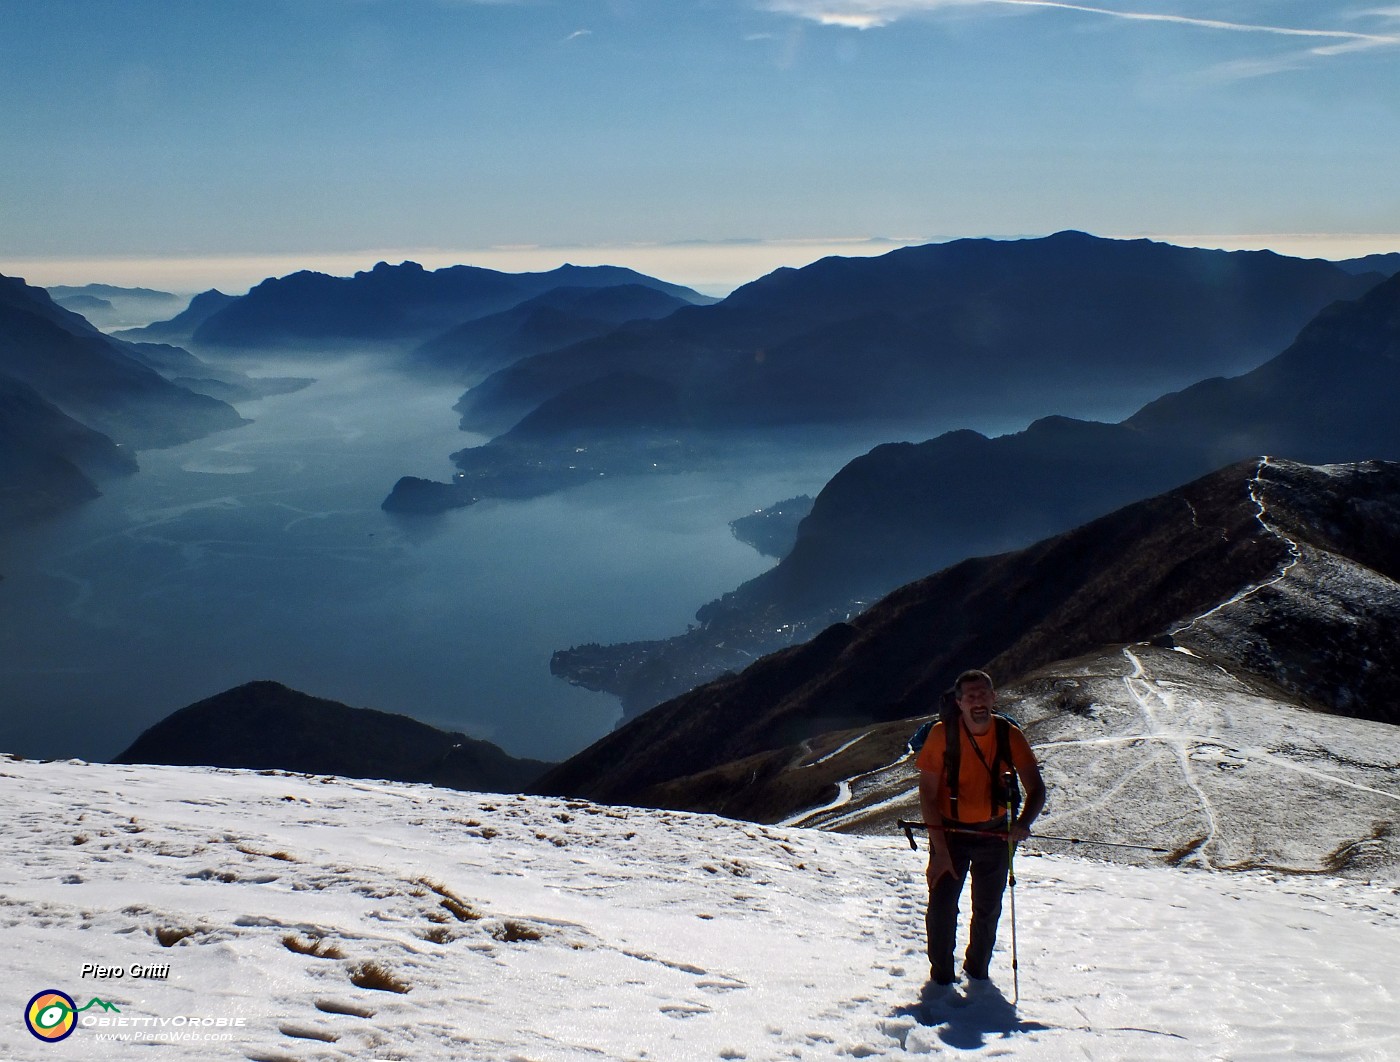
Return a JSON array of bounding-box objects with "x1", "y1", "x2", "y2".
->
[
  {"x1": 191, "y1": 261, "x2": 712, "y2": 351},
  {"x1": 120, "y1": 340, "x2": 312, "y2": 404},
  {"x1": 0, "y1": 273, "x2": 246, "y2": 450},
  {"x1": 535, "y1": 459, "x2": 1400, "y2": 816},
  {"x1": 53, "y1": 293, "x2": 113, "y2": 314},
  {"x1": 412, "y1": 283, "x2": 698, "y2": 382},
  {"x1": 457, "y1": 232, "x2": 1381, "y2": 438},
  {"x1": 1335, "y1": 252, "x2": 1400, "y2": 277},
  {"x1": 115, "y1": 680, "x2": 553, "y2": 793},
  {"x1": 48, "y1": 283, "x2": 179, "y2": 301},
  {"x1": 115, "y1": 288, "x2": 239, "y2": 344},
  {"x1": 48, "y1": 284, "x2": 307, "y2": 404},
  {"x1": 0, "y1": 371, "x2": 135, "y2": 530},
  {"x1": 555, "y1": 269, "x2": 1400, "y2": 718},
  {"x1": 47, "y1": 283, "x2": 185, "y2": 330}
]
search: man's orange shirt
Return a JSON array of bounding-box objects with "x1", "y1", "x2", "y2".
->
[{"x1": 916, "y1": 719, "x2": 1037, "y2": 823}]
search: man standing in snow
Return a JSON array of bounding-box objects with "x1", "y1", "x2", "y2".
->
[{"x1": 917, "y1": 669, "x2": 1045, "y2": 986}]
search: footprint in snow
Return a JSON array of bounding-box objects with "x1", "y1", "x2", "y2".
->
[
  {"x1": 661, "y1": 1003, "x2": 713, "y2": 1019},
  {"x1": 696, "y1": 977, "x2": 748, "y2": 993}
]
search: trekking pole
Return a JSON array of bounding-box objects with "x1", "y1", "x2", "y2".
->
[
  {"x1": 1005, "y1": 776, "x2": 1020, "y2": 1007},
  {"x1": 897, "y1": 820, "x2": 1010, "y2": 848},
  {"x1": 896, "y1": 820, "x2": 1170, "y2": 854},
  {"x1": 1021, "y1": 834, "x2": 1172, "y2": 853}
]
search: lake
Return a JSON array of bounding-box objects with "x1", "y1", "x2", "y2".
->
[{"x1": 2, "y1": 356, "x2": 974, "y2": 765}]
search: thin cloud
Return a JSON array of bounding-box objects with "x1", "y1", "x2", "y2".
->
[
  {"x1": 806, "y1": 11, "x2": 888, "y2": 27},
  {"x1": 764, "y1": 0, "x2": 1400, "y2": 50},
  {"x1": 1200, "y1": 31, "x2": 1396, "y2": 81},
  {"x1": 1004, "y1": 1, "x2": 1400, "y2": 44},
  {"x1": 564, "y1": 28, "x2": 593, "y2": 41}
]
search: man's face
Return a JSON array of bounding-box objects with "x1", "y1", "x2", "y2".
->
[{"x1": 956, "y1": 678, "x2": 995, "y2": 732}]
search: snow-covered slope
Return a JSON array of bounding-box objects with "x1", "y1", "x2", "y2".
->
[
  {"x1": 2, "y1": 757, "x2": 1397, "y2": 1060},
  {"x1": 787, "y1": 644, "x2": 1400, "y2": 877}
]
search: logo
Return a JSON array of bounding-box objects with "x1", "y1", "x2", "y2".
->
[{"x1": 24, "y1": 990, "x2": 120, "y2": 1043}]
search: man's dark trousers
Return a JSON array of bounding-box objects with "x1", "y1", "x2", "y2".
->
[{"x1": 927, "y1": 827, "x2": 1010, "y2": 984}]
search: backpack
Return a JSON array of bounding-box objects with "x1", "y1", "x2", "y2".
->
[
  {"x1": 943, "y1": 712, "x2": 1022, "y2": 821},
  {"x1": 907, "y1": 719, "x2": 934, "y2": 754},
  {"x1": 907, "y1": 688, "x2": 963, "y2": 755},
  {"x1": 907, "y1": 687, "x2": 958, "y2": 754}
]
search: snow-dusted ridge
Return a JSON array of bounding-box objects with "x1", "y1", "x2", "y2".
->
[
  {"x1": 789, "y1": 644, "x2": 1400, "y2": 879},
  {"x1": 3, "y1": 756, "x2": 1398, "y2": 1060},
  {"x1": 1170, "y1": 455, "x2": 1302, "y2": 640}
]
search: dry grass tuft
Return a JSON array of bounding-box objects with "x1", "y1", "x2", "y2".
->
[
  {"x1": 349, "y1": 961, "x2": 411, "y2": 993},
  {"x1": 439, "y1": 895, "x2": 480, "y2": 922},
  {"x1": 282, "y1": 934, "x2": 345, "y2": 959},
  {"x1": 237, "y1": 844, "x2": 296, "y2": 861},
  {"x1": 493, "y1": 920, "x2": 544, "y2": 943},
  {"x1": 1165, "y1": 835, "x2": 1209, "y2": 866},
  {"x1": 414, "y1": 878, "x2": 482, "y2": 922}
]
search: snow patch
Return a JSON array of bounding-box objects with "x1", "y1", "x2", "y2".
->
[{"x1": 0, "y1": 758, "x2": 1396, "y2": 1060}]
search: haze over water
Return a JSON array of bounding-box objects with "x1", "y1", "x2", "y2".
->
[{"x1": 2, "y1": 356, "x2": 1020, "y2": 765}]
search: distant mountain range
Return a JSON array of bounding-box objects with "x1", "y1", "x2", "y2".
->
[
  {"x1": 534, "y1": 459, "x2": 1400, "y2": 846},
  {"x1": 49, "y1": 283, "x2": 186, "y2": 330},
  {"x1": 5, "y1": 261, "x2": 712, "y2": 529},
  {"x1": 556, "y1": 266, "x2": 1400, "y2": 717},
  {"x1": 456, "y1": 232, "x2": 1382, "y2": 434},
  {"x1": 392, "y1": 232, "x2": 1387, "y2": 513},
  {"x1": 49, "y1": 283, "x2": 179, "y2": 301},
  {"x1": 189, "y1": 260, "x2": 713, "y2": 352},
  {"x1": 115, "y1": 680, "x2": 553, "y2": 793}
]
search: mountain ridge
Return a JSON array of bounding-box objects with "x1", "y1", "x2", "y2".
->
[
  {"x1": 0, "y1": 273, "x2": 247, "y2": 449},
  {"x1": 535, "y1": 459, "x2": 1400, "y2": 822},
  {"x1": 456, "y1": 231, "x2": 1383, "y2": 437}
]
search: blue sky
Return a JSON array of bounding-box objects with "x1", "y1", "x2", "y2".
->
[{"x1": 3, "y1": 0, "x2": 1398, "y2": 292}]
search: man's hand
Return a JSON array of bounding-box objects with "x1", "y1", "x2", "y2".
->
[
  {"x1": 927, "y1": 846, "x2": 954, "y2": 884},
  {"x1": 1008, "y1": 821, "x2": 1032, "y2": 844}
]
